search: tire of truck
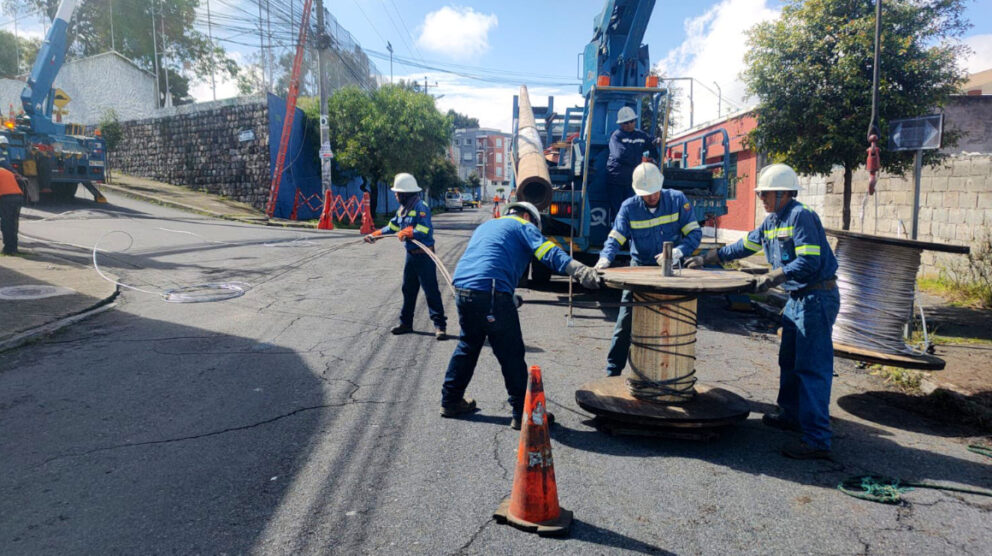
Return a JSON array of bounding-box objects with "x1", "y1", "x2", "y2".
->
[
  {"x1": 52, "y1": 182, "x2": 78, "y2": 202},
  {"x1": 530, "y1": 260, "x2": 552, "y2": 287}
]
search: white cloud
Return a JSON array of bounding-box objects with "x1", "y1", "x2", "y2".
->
[
  {"x1": 961, "y1": 34, "x2": 992, "y2": 74},
  {"x1": 416, "y1": 6, "x2": 498, "y2": 61},
  {"x1": 656, "y1": 0, "x2": 779, "y2": 131}
]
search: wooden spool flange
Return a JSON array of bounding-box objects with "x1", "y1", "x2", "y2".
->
[{"x1": 578, "y1": 267, "x2": 756, "y2": 434}]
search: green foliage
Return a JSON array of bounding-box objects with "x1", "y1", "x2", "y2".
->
[
  {"x1": 98, "y1": 109, "x2": 123, "y2": 152},
  {"x1": 466, "y1": 172, "x2": 481, "y2": 188},
  {"x1": 302, "y1": 84, "x2": 454, "y2": 213},
  {"x1": 2, "y1": 0, "x2": 238, "y2": 106},
  {"x1": 920, "y1": 230, "x2": 992, "y2": 309},
  {"x1": 870, "y1": 365, "x2": 927, "y2": 392},
  {"x1": 0, "y1": 29, "x2": 40, "y2": 77},
  {"x1": 447, "y1": 109, "x2": 479, "y2": 129},
  {"x1": 742, "y1": 0, "x2": 970, "y2": 229},
  {"x1": 420, "y1": 157, "x2": 461, "y2": 202}
]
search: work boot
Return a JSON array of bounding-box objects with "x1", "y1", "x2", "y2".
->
[
  {"x1": 762, "y1": 412, "x2": 801, "y2": 433},
  {"x1": 781, "y1": 440, "x2": 832, "y2": 460},
  {"x1": 440, "y1": 397, "x2": 477, "y2": 418},
  {"x1": 510, "y1": 412, "x2": 555, "y2": 430},
  {"x1": 435, "y1": 328, "x2": 447, "y2": 341},
  {"x1": 390, "y1": 324, "x2": 413, "y2": 335}
]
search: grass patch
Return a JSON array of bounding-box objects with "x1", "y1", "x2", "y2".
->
[
  {"x1": 909, "y1": 328, "x2": 992, "y2": 346},
  {"x1": 917, "y1": 276, "x2": 989, "y2": 308},
  {"x1": 869, "y1": 364, "x2": 929, "y2": 392}
]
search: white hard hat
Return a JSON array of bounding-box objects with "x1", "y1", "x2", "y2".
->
[
  {"x1": 391, "y1": 172, "x2": 422, "y2": 192},
  {"x1": 754, "y1": 163, "x2": 801, "y2": 193},
  {"x1": 505, "y1": 201, "x2": 541, "y2": 231},
  {"x1": 632, "y1": 162, "x2": 664, "y2": 196},
  {"x1": 616, "y1": 106, "x2": 637, "y2": 124}
]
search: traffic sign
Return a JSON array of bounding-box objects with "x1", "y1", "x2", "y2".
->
[
  {"x1": 888, "y1": 114, "x2": 943, "y2": 151},
  {"x1": 53, "y1": 89, "x2": 71, "y2": 108}
]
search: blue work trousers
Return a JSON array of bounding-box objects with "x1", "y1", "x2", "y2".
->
[
  {"x1": 400, "y1": 251, "x2": 447, "y2": 330},
  {"x1": 606, "y1": 259, "x2": 642, "y2": 376},
  {"x1": 778, "y1": 288, "x2": 841, "y2": 450},
  {"x1": 442, "y1": 289, "x2": 528, "y2": 419}
]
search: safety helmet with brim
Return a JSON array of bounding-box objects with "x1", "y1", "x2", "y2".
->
[
  {"x1": 616, "y1": 106, "x2": 637, "y2": 125},
  {"x1": 391, "y1": 172, "x2": 422, "y2": 192},
  {"x1": 754, "y1": 163, "x2": 801, "y2": 193},
  {"x1": 632, "y1": 162, "x2": 664, "y2": 196},
  {"x1": 505, "y1": 201, "x2": 542, "y2": 231}
]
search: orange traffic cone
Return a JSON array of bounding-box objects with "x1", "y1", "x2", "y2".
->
[
  {"x1": 359, "y1": 192, "x2": 375, "y2": 235},
  {"x1": 317, "y1": 190, "x2": 334, "y2": 230},
  {"x1": 492, "y1": 204, "x2": 501, "y2": 219},
  {"x1": 494, "y1": 365, "x2": 572, "y2": 537}
]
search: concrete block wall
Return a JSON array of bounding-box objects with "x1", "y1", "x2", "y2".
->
[
  {"x1": 111, "y1": 98, "x2": 271, "y2": 209},
  {"x1": 799, "y1": 154, "x2": 992, "y2": 277}
]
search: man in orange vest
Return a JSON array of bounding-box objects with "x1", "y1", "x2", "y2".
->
[{"x1": 0, "y1": 162, "x2": 25, "y2": 255}]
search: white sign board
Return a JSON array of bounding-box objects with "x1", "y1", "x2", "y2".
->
[{"x1": 889, "y1": 114, "x2": 943, "y2": 151}]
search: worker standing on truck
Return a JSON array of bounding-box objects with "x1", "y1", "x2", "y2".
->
[
  {"x1": 594, "y1": 162, "x2": 702, "y2": 377},
  {"x1": 440, "y1": 201, "x2": 600, "y2": 430},
  {"x1": 686, "y1": 164, "x2": 840, "y2": 460},
  {"x1": 364, "y1": 173, "x2": 448, "y2": 340},
  {"x1": 0, "y1": 152, "x2": 26, "y2": 255},
  {"x1": 606, "y1": 106, "x2": 659, "y2": 218}
]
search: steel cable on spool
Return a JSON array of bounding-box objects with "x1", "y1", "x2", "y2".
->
[
  {"x1": 626, "y1": 293, "x2": 699, "y2": 402},
  {"x1": 833, "y1": 236, "x2": 923, "y2": 355}
]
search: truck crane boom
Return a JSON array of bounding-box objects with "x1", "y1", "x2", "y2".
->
[{"x1": 22, "y1": 0, "x2": 79, "y2": 136}]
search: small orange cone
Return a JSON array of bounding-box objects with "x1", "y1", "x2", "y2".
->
[
  {"x1": 494, "y1": 365, "x2": 572, "y2": 537},
  {"x1": 317, "y1": 190, "x2": 334, "y2": 230},
  {"x1": 359, "y1": 192, "x2": 375, "y2": 235},
  {"x1": 492, "y1": 204, "x2": 501, "y2": 219}
]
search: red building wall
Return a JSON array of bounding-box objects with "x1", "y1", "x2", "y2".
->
[{"x1": 667, "y1": 113, "x2": 759, "y2": 232}]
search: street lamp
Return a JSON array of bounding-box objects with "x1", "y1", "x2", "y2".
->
[{"x1": 713, "y1": 81, "x2": 722, "y2": 118}]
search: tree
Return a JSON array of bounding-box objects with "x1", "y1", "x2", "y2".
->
[
  {"x1": 743, "y1": 0, "x2": 969, "y2": 230},
  {"x1": 0, "y1": 30, "x2": 40, "y2": 77},
  {"x1": 447, "y1": 109, "x2": 479, "y2": 130},
  {"x1": 3, "y1": 0, "x2": 238, "y2": 107},
  {"x1": 303, "y1": 84, "x2": 453, "y2": 214}
]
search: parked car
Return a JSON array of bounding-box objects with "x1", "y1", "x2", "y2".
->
[
  {"x1": 444, "y1": 191, "x2": 463, "y2": 211},
  {"x1": 462, "y1": 194, "x2": 480, "y2": 208}
]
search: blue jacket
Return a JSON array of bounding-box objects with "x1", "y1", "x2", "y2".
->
[
  {"x1": 452, "y1": 215, "x2": 573, "y2": 294},
  {"x1": 607, "y1": 128, "x2": 656, "y2": 180},
  {"x1": 600, "y1": 191, "x2": 703, "y2": 265},
  {"x1": 718, "y1": 199, "x2": 838, "y2": 292},
  {"x1": 378, "y1": 199, "x2": 435, "y2": 252}
]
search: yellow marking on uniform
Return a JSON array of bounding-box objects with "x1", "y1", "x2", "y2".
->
[
  {"x1": 608, "y1": 230, "x2": 627, "y2": 245},
  {"x1": 534, "y1": 241, "x2": 555, "y2": 259}
]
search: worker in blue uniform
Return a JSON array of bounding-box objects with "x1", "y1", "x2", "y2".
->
[
  {"x1": 595, "y1": 162, "x2": 702, "y2": 377},
  {"x1": 686, "y1": 164, "x2": 840, "y2": 460},
  {"x1": 606, "y1": 106, "x2": 659, "y2": 217},
  {"x1": 440, "y1": 202, "x2": 600, "y2": 430},
  {"x1": 364, "y1": 173, "x2": 447, "y2": 340}
]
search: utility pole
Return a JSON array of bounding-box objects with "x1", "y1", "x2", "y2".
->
[
  {"x1": 109, "y1": 0, "x2": 115, "y2": 51},
  {"x1": 206, "y1": 0, "x2": 216, "y2": 100},
  {"x1": 387, "y1": 41, "x2": 393, "y2": 83},
  {"x1": 151, "y1": 4, "x2": 160, "y2": 107},
  {"x1": 13, "y1": 11, "x2": 19, "y2": 75},
  {"x1": 160, "y1": 1, "x2": 170, "y2": 107},
  {"x1": 316, "y1": 0, "x2": 332, "y2": 193},
  {"x1": 689, "y1": 79, "x2": 694, "y2": 128},
  {"x1": 258, "y1": 0, "x2": 266, "y2": 93},
  {"x1": 713, "y1": 81, "x2": 721, "y2": 118}
]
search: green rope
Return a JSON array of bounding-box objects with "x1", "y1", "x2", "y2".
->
[
  {"x1": 968, "y1": 444, "x2": 992, "y2": 459},
  {"x1": 838, "y1": 475, "x2": 992, "y2": 504}
]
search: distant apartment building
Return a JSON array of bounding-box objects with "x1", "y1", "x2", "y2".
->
[{"x1": 450, "y1": 128, "x2": 513, "y2": 199}]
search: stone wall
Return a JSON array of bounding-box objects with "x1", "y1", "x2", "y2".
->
[
  {"x1": 111, "y1": 97, "x2": 271, "y2": 208},
  {"x1": 942, "y1": 95, "x2": 992, "y2": 154},
  {"x1": 800, "y1": 154, "x2": 991, "y2": 276}
]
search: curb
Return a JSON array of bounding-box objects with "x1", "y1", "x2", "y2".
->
[{"x1": 0, "y1": 291, "x2": 119, "y2": 353}]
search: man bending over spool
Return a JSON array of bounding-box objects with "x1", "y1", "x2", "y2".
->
[{"x1": 686, "y1": 164, "x2": 840, "y2": 460}]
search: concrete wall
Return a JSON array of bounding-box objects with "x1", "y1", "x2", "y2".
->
[
  {"x1": 799, "y1": 154, "x2": 991, "y2": 276},
  {"x1": 942, "y1": 95, "x2": 992, "y2": 154},
  {"x1": 112, "y1": 98, "x2": 271, "y2": 208}
]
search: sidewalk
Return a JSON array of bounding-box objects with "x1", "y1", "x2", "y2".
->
[{"x1": 0, "y1": 250, "x2": 118, "y2": 352}]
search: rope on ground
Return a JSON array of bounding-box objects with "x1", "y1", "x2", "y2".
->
[
  {"x1": 968, "y1": 444, "x2": 992, "y2": 459},
  {"x1": 838, "y1": 475, "x2": 992, "y2": 504}
]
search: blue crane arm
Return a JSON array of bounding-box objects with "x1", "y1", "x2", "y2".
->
[
  {"x1": 21, "y1": 0, "x2": 78, "y2": 132},
  {"x1": 582, "y1": 0, "x2": 656, "y2": 95}
]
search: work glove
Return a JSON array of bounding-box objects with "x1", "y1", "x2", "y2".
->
[
  {"x1": 653, "y1": 247, "x2": 685, "y2": 266},
  {"x1": 397, "y1": 226, "x2": 415, "y2": 242},
  {"x1": 684, "y1": 249, "x2": 720, "y2": 269},
  {"x1": 594, "y1": 257, "x2": 611, "y2": 270},
  {"x1": 363, "y1": 230, "x2": 382, "y2": 244},
  {"x1": 752, "y1": 267, "x2": 787, "y2": 293},
  {"x1": 565, "y1": 260, "x2": 601, "y2": 290}
]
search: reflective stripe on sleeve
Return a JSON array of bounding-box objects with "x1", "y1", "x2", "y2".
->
[
  {"x1": 415, "y1": 224, "x2": 430, "y2": 234},
  {"x1": 388, "y1": 222, "x2": 401, "y2": 231},
  {"x1": 681, "y1": 221, "x2": 700, "y2": 235},
  {"x1": 795, "y1": 244, "x2": 821, "y2": 256},
  {"x1": 630, "y1": 213, "x2": 678, "y2": 229},
  {"x1": 764, "y1": 226, "x2": 794, "y2": 239},
  {"x1": 743, "y1": 237, "x2": 762, "y2": 252},
  {"x1": 608, "y1": 230, "x2": 627, "y2": 245},
  {"x1": 534, "y1": 240, "x2": 555, "y2": 259}
]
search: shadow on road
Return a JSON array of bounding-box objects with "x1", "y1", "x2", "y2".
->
[{"x1": 571, "y1": 519, "x2": 676, "y2": 555}]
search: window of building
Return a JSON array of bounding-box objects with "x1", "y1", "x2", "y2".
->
[
  {"x1": 464, "y1": 138, "x2": 472, "y2": 146},
  {"x1": 726, "y1": 153, "x2": 739, "y2": 200},
  {"x1": 496, "y1": 138, "x2": 503, "y2": 147},
  {"x1": 463, "y1": 152, "x2": 473, "y2": 161},
  {"x1": 496, "y1": 153, "x2": 503, "y2": 163},
  {"x1": 496, "y1": 167, "x2": 503, "y2": 177}
]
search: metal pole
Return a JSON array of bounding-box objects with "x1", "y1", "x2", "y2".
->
[
  {"x1": 160, "y1": 1, "x2": 170, "y2": 107},
  {"x1": 713, "y1": 81, "x2": 721, "y2": 118},
  {"x1": 266, "y1": 0, "x2": 272, "y2": 92},
  {"x1": 206, "y1": 0, "x2": 216, "y2": 100},
  {"x1": 316, "y1": 0, "x2": 331, "y2": 193},
  {"x1": 911, "y1": 149, "x2": 922, "y2": 240},
  {"x1": 151, "y1": 4, "x2": 160, "y2": 107},
  {"x1": 258, "y1": 0, "x2": 265, "y2": 93},
  {"x1": 689, "y1": 79, "x2": 694, "y2": 128},
  {"x1": 109, "y1": 0, "x2": 115, "y2": 51},
  {"x1": 13, "y1": 13, "x2": 19, "y2": 75},
  {"x1": 387, "y1": 41, "x2": 393, "y2": 83}
]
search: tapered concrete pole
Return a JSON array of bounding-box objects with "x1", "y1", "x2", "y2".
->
[{"x1": 515, "y1": 85, "x2": 553, "y2": 210}]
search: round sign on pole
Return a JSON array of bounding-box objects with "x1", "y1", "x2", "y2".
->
[{"x1": 320, "y1": 115, "x2": 328, "y2": 127}]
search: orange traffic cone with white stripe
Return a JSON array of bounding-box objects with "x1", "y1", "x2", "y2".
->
[
  {"x1": 494, "y1": 365, "x2": 572, "y2": 537},
  {"x1": 359, "y1": 192, "x2": 375, "y2": 235},
  {"x1": 317, "y1": 190, "x2": 334, "y2": 230}
]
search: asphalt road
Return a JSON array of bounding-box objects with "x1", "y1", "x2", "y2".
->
[{"x1": 2, "y1": 193, "x2": 990, "y2": 554}]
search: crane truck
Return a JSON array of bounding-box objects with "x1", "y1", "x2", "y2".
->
[
  {"x1": 511, "y1": 0, "x2": 731, "y2": 284},
  {"x1": 0, "y1": 0, "x2": 108, "y2": 203}
]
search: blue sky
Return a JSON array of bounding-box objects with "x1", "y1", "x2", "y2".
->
[{"x1": 3, "y1": 1, "x2": 990, "y2": 132}]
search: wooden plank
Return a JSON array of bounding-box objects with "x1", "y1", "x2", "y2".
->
[
  {"x1": 833, "y1": 342, "x2": 946, "y2": 371},
  {"x1": 826, "y1": 228, "x2": 970, "y2": 254},
  {"x1": 599, "y1": 267, "x2": 755, "y2": 294}
]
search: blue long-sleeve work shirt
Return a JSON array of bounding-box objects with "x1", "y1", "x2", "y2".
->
[
  {"x1": 600, "y1": 191, "x2": 702, "y2": 265},
  {"x1": 378, "y1": 199, "x2": 435, "y2": 252},
  {"x1": 452, "y1": 215, "x2": 573, "y2": 294},
  {"x1": 718, "y1": 199, "x2": 838, "y2": 291},
  {"x1": 606, "y1": 128, "x2": 656, "y2": 180}
]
